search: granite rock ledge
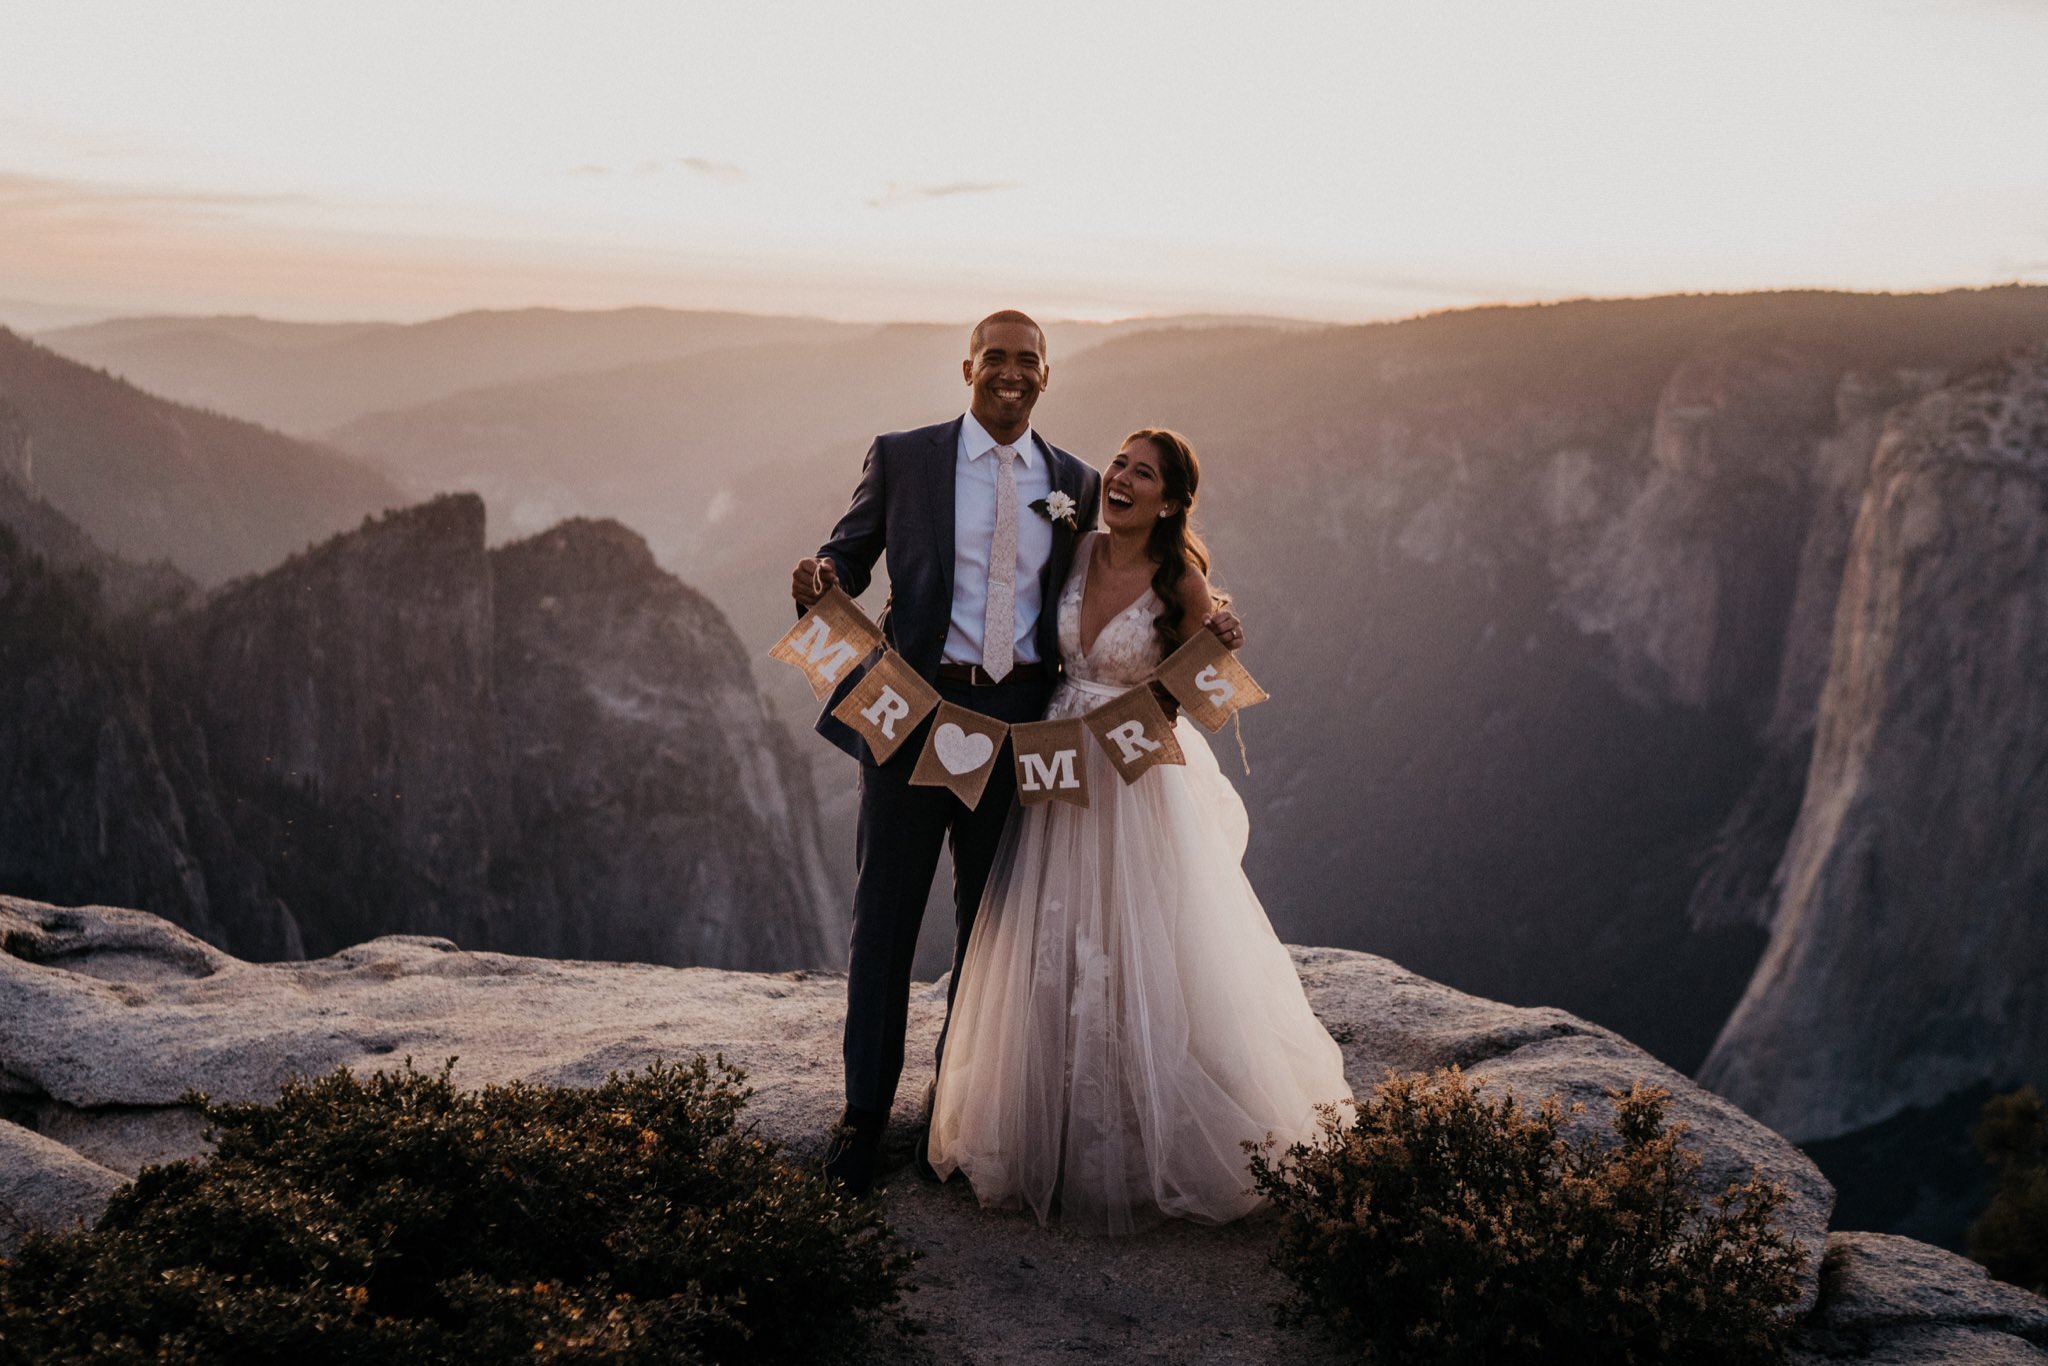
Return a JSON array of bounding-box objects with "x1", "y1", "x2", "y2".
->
[{"x1": 3, "y1": 897, "x2": 2039, "y2": 1364}]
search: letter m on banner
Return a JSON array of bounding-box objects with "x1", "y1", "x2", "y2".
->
[
  {"x1": 1011, "y1": 717, "x2": 1091, "y2": 807},
  {"x1": 769, "y1": 585, "x2": 885, "y2": 699}
]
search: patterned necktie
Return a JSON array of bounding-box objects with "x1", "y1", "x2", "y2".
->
[{"x1": 982, "y1": 443, "x2": 1020, "y2": 681}]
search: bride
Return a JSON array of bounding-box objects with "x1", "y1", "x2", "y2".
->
[{"x1": 926, "y1": 428, "x2": 1354, "y2": 1234}]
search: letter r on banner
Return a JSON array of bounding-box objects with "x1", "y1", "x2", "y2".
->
[
  {"x1": 1105, "y1": 720, "x2": 1161, "y2": 764},
  {"x1": 861, "y1": 687, "x2": 910, "y2": 739},
  {"x1": 1083, "y1": 686, "x2": 1185, "y2": 785},
  {"x1": 829, "y1": 649, "x2": 940, "y2": 763}
]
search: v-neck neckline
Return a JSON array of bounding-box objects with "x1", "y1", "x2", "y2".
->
[{"x1": 1075, "y1": 534, "x2": 1155, "y2": 660}]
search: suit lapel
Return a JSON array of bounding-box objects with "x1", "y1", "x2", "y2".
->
[
  {"x1": 1035, "y1": 437, "x2": 1091, "y2": 660},
  {"x1": 930, "y1": 418, "x2": 962, "y2": 611},
  {"x1": 1034, "y1": 432, "x2": 1090, "y2": 529}
]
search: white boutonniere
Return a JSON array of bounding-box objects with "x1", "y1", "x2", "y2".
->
[{"x1": 1031, "y1": 490, "x2": 1079, "y2": 530}]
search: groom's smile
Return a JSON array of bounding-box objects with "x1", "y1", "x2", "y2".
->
[{"x1": 963, "y1": 317, "x2": 1049, "y2": 442}]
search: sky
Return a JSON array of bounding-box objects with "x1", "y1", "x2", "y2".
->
[{"x1": 3, "y1": 0, "x2": 2046, "y2": 325}]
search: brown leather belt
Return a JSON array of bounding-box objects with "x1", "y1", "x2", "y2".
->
[{"x1": 936, "y1": 661, "x2": 1049, "y2": 687}]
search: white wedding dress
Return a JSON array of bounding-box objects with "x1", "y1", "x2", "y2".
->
[{"x1": 928, "y1": 532, "x2": 1355, "y2": 1233}]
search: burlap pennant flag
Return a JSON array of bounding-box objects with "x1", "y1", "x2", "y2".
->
[
  {"x1": 830, "y1": 649, "x2": 941, "y2": 763},
  {"x1": 1153, "y1": 628, "x2": 1270, "y2": 733},
  {"x1": 1009, "y1": 717, "x2": 1091, "y2": 808},
  {"x1": 768, "y1": 585, "x2": 884, "y2": 700},
  {"x1": 1084, "y1": 685, "x2": 1186, "y2": 784},
  {"x1": 909, "y1": 701, "x2": 1010, "y2": 809}
]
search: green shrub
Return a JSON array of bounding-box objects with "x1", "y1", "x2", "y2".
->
[
  {"x1": 1246, "y1": 1067, "x2": 1805, "y2": 1364},
  {"x1": 0, "y1": 1057, "x2": 909, "y2": 1364},
  {"x1": 1969, "y1": 1085, "x2": 2048, "y2": 1294}
]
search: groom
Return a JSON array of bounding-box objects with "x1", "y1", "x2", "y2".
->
[{"x1": 791, "y1": 310, "x2": 1100, "y2": 1195}]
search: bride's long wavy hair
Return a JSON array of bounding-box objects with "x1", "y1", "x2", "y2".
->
[{"x1": 1124, "y1": 428, "x2": 1228, "y2": 653}]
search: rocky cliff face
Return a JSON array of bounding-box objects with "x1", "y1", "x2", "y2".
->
[
  {"x1": 0, "y1": 487, "x2": 843, "y2": 973},
  {"x1": 4, "y1": 897, "x2": 2040, "y2": 1365},
  {"x1": 1038, "y1": 290, "x2": 2048, "y2": 1074},
  {"x1": 165, "y1": 495, "x2": 509, "y2": 954},
  {"x1": 0, "y1": 534, "x2": 249, "y2": 953},
  {"x1": 1555, "y1": 338, "x2": 1840, "y2": 716},
  {"x1": 1683, "y1": 367, "x2": 1948, "y2": 930},
  {"x1": 0, "y1": 497, "x2": 297, "y2": 960},
  {"x1": 1701, "y1": 344, "x2": 2048, "y2": 1143},
  {"x1": 488, "y1": 519, "x2": 839, "y2": 967}
]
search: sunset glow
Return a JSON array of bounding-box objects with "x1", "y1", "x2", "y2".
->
[{"x1": 3, "y1": 0, "x2": 2045, "y2": 323}]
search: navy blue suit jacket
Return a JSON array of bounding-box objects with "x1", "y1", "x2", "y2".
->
[{"x1": 810, "y1": 417, "x2": 1101, "y2": 763}]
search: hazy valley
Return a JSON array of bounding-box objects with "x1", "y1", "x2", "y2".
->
[{"x1": 11, "y1": 287, "x2": 2048, "y2": 1253}]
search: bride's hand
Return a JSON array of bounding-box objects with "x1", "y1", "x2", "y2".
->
[{"x1": 1203, "y1": 609, "x2": 1244, "y2": 651}]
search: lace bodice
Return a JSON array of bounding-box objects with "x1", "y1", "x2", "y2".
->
[{"x1": 1057, "y1": 532, "x2": 1165, "y2": 687}]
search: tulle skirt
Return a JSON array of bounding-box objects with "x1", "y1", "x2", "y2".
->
[{"x1": 927, "y1": 677, "x2": 1356, "y2": 1234}]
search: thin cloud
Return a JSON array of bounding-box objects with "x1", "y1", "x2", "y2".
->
[
  {"x1": 0, "y1": 171, "x2": 311, "y2": 219},
  {"x1": 677, "y1": 157, "x2": 746, "y2": 184},
  {"x1": 561, "y1": 157, "x2": 746, "y2": 184},
  {"x1": 0, "y1": 115, "x2": 186, "y2": 164},
  {"x1": 866, "y1": 180, "x2": 1021, "y2": 209}
]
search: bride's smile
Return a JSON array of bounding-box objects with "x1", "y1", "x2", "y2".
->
[{"x1": 1099, "y1": 442, "x2": 1177, "y2": 531}]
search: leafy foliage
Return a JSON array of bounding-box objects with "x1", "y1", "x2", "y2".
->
[
  {"x1": 1969, "y1": 1085, "x2": 2048, "y2": 1294},
  {"x1": 1246, "y1": 1066, "x2": 1805, "y2": 1364},
  {"x1": 0, "y1": 1057, "x2": 909, "y2": 1364}
]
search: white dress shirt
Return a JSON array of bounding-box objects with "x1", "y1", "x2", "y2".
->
[{"x1": 943, "y1": 411, "x2": 1054, "y2": 667}]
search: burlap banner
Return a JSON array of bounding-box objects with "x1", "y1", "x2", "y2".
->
[
  {"x1": 908, "y1": 702, "x2": 1009, "y2": 808},
  {"x1": 1083, "y1": 684, "x2": 1186, "y2": 783},
  {"x1": 1154, "y1": 627, "x2": 1270, "y2": 732},
  {"x1": 769, "y1": 586, "x2": 884, "y2": 700},
  {"x1": 830, "y1": 649, "x2": 941, "y2": 763},
  {"x1": 1010, "y1": 717, "x2": 1091, "y2": 808},
  {"x1": 770, "y1": 589, "x2": 1266, "y2": 811}
]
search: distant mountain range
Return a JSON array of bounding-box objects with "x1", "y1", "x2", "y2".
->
[
  {"x1": 36, "y1": 307, "x2": 872, "y2": 435},
  {"x1": 0, "y1": 298, "x2": 126, "y2": 333},
  {"x1": 0, "y1": 329, "x2": 405, "y2": 583},
  {"x1": 8, "y1": 290, "x2": 2048, "y2": 1253}
]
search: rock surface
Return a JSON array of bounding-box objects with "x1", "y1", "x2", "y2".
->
[
  {"x1": 0, "y1": 1119, "x2": 126, "y2": 1252},
  {"x1": 0, "y1": 895, "x2": 1853, "y2": 1356},
  {"x1": 489, "y1": 519, "x2": 839, "y2": 967},
  {"x1": 1702, "y1": 344, "x2": 2048, "y2": 1142},
  {"x1": 0, "y1": 519, "x2": 294, "y2": 958},
  {"x1": 1792, "y1": 1232, "x2": 2048, "y2": 1363},
  {"x1": 0, "y1": 487, "x2": 843, "y2": 973}
]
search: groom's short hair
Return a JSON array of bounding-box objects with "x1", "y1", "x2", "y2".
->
[{"x1": 969, "y1": 310, "x2": 1045, "y2": 359}]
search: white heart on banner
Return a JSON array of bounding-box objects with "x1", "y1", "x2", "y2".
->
[{"x1": 934, "y1": 723, "x2": 994, "y2": 775}]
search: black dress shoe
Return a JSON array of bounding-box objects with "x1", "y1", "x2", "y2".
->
[
  {"x1": 914, "y1": 1079, "x2": 943, "y2": 1184},
  {"x1": 821, "y1": 1104, "x2": 886, "y2": 1196}
]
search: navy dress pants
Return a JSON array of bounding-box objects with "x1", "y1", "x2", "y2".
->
[{"x1": 842, "y1": 673, "x2": 1053, "y2": 1114}]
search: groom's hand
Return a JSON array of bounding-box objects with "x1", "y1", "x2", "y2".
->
[{"x1": 791, "y1": 556, "x2": 839, "y2": 608}]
